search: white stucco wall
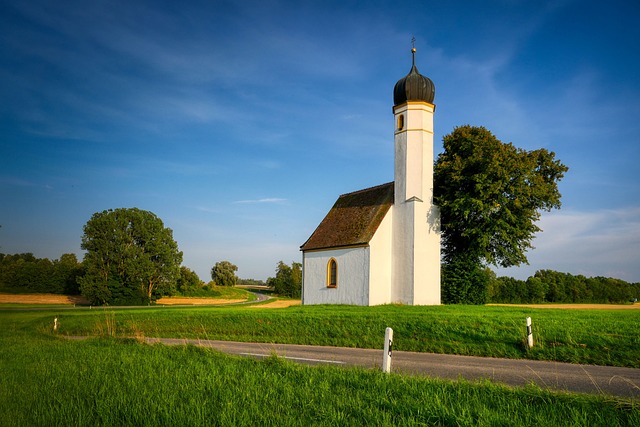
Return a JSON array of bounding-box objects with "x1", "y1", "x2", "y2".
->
[
  {"x1": 412, "y1": 204, "x2": 441, "y2": 305},
  {"x1": 368, "y1": 207, "x2": 393, "y2": 305},
  {"x1": 302, "y1": 247, "x2": 370, "y2": 305},
  {"x1": 393, "y1": 102, "x2": 434, "y2": 203},
  {"x1": 392, "y1": 101, "x2": 441, "y2": 305}
]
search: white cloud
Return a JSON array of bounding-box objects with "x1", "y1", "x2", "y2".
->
[{"x1": 496, "y1": 206, "x2": 640, "y2": 282}]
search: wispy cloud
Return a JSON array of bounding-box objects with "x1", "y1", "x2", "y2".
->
[
  {"x1": 497, "y1": 206, "x2": 640, "y2": 281},
  {"x1": 195, "y1": 206, "x2": 222, "y2": 214},
  {"x1": 232, "y1": 198, "x2": 287, "y2": 205},
  {"x1": 0, "y1": 176, "x2": 55, "y2": 191}
]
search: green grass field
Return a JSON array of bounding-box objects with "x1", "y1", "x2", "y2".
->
[
  {"x1": 171, "y1": 285, "x2": 256, "y2": 300},
  {"x1": 34, "y1": 304, "x2": 640, "y2": 368},
  {"x1": 1, "y1": 305, "x2": 638, "y2": 426}
]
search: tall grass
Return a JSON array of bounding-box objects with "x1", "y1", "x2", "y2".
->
[
  {"x1": 39, "y1": 304, "x2": 640, "y2": 368},
  {"x1": 0, "y1": 324, "x2": 637, "y2": 426}
]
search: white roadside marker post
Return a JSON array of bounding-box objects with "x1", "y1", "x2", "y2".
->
[
  {"x1": 53, "y1": 317, "x2": 58, "y2": 331},
  {"x1": 526, "y1": 317, "x2": 534, "y2": 348},
  {"x1": 382, "y1": 327, "x2": 393, "y2": 373}
]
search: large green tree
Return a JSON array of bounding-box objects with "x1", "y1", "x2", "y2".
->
[
  {"x1": 434, "y1": 125, "x2": 568, "y2": 302},
  {"x1": 211, "y1": 261, "x2": 238, "y2": 287},
  {"x1": 177, "y1": 266, "x2": 203, "y2": 294},
  {"x1": 79, "y1": 208, "x2": 183, "y2": 305},
  {"x1": 435, "y1": 125, "x2": 568, "y2": 267},
  {"x1": 267, "y1": 261, "x2": 301, "y2": 298}
]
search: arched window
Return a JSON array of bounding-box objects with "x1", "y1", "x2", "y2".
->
[
  {"x1": 327, "y1": 258, "x2": 337, "y2": 288},
  {"x1": 397, "y1": 114, "x2": 405, "y2": 131}
]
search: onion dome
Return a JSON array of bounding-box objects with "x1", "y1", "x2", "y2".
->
[{"x1": 393, "y1": 48, "x2": 435, "y2": 106}]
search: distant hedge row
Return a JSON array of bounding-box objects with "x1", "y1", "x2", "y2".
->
[
  {"x1": 0, "y1": 253, "x2": 83, "y2": 295},
  {"x1": 0, "y1": 253, "x2": 205, "y2": 301},
  {"x1": 487, "y1": 269, "x2": 640, "y2": 304}
]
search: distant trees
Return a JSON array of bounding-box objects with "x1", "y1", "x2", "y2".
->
[
  {"x1": 1, "y1": 248, "x2": 637, "y2": 305},
  {"x1": 434, "y1": 125, "x2": 568, "y2": 303},
  {"x1": 52, "y1": 253, "x2": 84, "y2": 294},
  {"x1": 211, "y1": 261, "x2": 238, "y2": 287},
  {"x1": 0, "y1": 253, "x2": 82, "y2": 294},
  {"x1": 267, "y1": 261, "x2": 301, "y2": 298},
  {"x1": 237, "y1": 278, "x2": 266, "y2": 286},
  {"x1": 78, "y1": 208, "x2": 183, "y2": 305},
  {"x1": 488, "y1": 270, "x2": 639, "y2": 304}
]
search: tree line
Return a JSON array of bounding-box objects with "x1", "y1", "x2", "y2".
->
[
  {"x1": 4, "y1": 249, "x2": 636, "y2": 304},
  {"x1": 0, "y1": 208, "x2": 302, "y2": 304},
  {"x1": 487, "y1": 270, "x2": 640, "y2": 304},
  {"x1": 0, "y1": 251, "x2": 303, "y2": 301},
  {"x1": 0, "y1": 252, "x2": 201, "y2": 300},
  {"x1": 0, "y1": 253, "x2": 83, "y2": 295}
]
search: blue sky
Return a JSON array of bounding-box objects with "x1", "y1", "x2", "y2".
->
[{"x1": 1, "y1": 0, "x2": 639, "y2": 283}]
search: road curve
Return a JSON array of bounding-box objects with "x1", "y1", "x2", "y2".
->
[{"x1": 140, "y1": 338, "x2": 640, "y2": 399}]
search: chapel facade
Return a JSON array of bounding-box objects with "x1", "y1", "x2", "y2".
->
[{"x1": 300, "y1": 49, "x2": 441, "y2": 305}]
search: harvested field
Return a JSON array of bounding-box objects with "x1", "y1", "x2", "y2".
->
[
  {"x1": 0, "y1": 294, "x2": 246, "y2": 306},
  {"x1": 251, "y1": 299, "x2": 301, "y2": 308},
  {"x1": 0, "y1": 293, "x2": 89, "y2": 305},
  {"x1": 155, "y1": 297, "x2": 246, "y2": 305},
  {"x1": 487, "y1": 303, "x2": 639, "y2": 310}
]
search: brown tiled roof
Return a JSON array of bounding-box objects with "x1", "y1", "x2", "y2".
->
[{"x1": 300, "y1": 182, "x2": 394, "y2": 251}]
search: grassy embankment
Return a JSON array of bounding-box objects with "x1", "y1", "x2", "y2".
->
[
  {"x1": 40, "y1": 303, "x2": 640, "y2": 368},
  {"x1": 0, "y1": 307, "x2": 638, "y2": 426}
]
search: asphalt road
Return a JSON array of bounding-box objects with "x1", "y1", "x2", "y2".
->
[{"x1": 142, "y1": 338, "x2": 640, "y2": 399}]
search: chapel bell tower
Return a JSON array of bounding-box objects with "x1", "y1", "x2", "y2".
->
[{"x1": 391, "y1": 47, "x2": 441, "y2": 305}]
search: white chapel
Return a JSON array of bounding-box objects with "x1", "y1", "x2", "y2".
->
[{"x1": 300, "y1": 48, "x2": 441, "y2": 306}]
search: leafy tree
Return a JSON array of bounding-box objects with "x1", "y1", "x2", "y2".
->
[
  {"x1": 52, "y1": 253, "x2": 83, "y2": 294},
  {"x1": 434, "y1": 125, "x2": 567, "y2": 303},
  {"x1": 16, "y1": 258, "x2": 52, "y2": 293},
  {"x1": 525, "y1": 276, "x2": 548, "y2": 303},
  {"x1": 441, "y1": 255, "x2": 490, "y2": 304},
  {"x1": 211, "y1": 261, "x2": 238, "y2": 287},
  {"x1": 177, "y1": 266, "x2": 203, "y2": 294},
  {"x1": 0, "y1": 254, "x2": 49, "y2": 293},
  {"x1": 267, "y1": 261, "x2": 301, "y2": 298},
  {"x1": 78, "y1": 208, "x2": 183, "y2": 305},
  {"x1": 434, "y1": 125, "x2": 568, "y2": 268},
  {"x1": 0, "y1": 253, "x2": 82, "y2": 294}
]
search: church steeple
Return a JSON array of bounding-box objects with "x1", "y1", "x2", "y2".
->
[
  {"x1": 393, "y1": 47, "x2": 435, "y2": 106},
  {"x1": 391, "y1": 45, "x2": 441, "y2": 305}
]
